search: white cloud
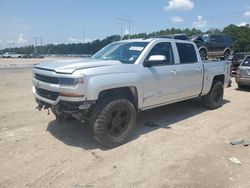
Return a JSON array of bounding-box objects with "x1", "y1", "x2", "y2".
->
[
  {"x1": 68, "y1": 37, "x2": 94, "y2": 43},
  {"x1": 165, "y1": 0, "x2": 194, "y2": 11},
  {"x1": 6, "y1": 34, "x2": 28, "y2": 46},
  {"x1": 244, "y1": 11, "x2": 250, "y2": 17},
  {"x1": 16, "y1": 34, "x2": 28, "y2": 45},
  {"x1": 68, "y1": 37, "x2": 83, "y2": 43},
  {"x1": 192, "y1": 16, "x2": 207, "y2": 29},
  {"x1": 171, "y1": 16, "x2": 184, "y2": 23},
  {"x1": 237, "y1": 22, "x2": 248, "y2": 27},
  {"x1": 0, "y1": 40, "x2": 2, "y2": 43}
]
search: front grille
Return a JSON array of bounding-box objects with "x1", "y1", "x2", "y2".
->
[
  {"x1": 35, "y1": 74, "x2": 59, "y2": 84},
  {"x1": 35, "y1": 87, "x2": 59, "y2": 100}
]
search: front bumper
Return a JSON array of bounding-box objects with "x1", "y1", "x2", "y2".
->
[
  {"x1": 32, "y1": 67, "x2": 86, "y2": 105},
  {"x1": 32, "y1": 86, "x2": 85, "y2": 105}
]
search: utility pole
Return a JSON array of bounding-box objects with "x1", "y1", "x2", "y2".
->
[
  {"x1": 128, "y1": 16, "x2": 132, "y2": 39},
  {"x1": 34, "y1": 36, "x2": 38, "y2": 47},
  {"x1": 117, "y1": 16, "x2": 124, "y2": 40},
  {"x1": 117, "y1": 15, "x2": 133, "y2": 40},
  {"x1": 39, "y1": 37, "x2": 43, "y2": 46},
  {"x1": 82, "y1": 28, "x2": 85, "y2": 43}
]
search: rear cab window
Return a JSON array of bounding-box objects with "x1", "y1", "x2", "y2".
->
[{"x1": 176, "y1": 43, "x2": 198, "y2": 64}]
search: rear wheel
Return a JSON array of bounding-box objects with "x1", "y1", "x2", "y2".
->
[
  {"x1": 199, "y1": 49, "x2": 207, "y2": 60},
  {"x1": 89, "y1": 97, "x2": 136, "y2": 147},
  {"x1": 201, "y1": 81, "x2": 224, "y2": 109}
]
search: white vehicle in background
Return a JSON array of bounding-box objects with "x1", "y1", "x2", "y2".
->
[
  {"x1": 236, "y1": 55, "x2": 250, "y2": 88},
  {"x1": 3, "y1": 52, "x2": 22, "y2": 58},
  {"x1": 32, "y1": 38, "x2": 231, "y2": 147}
]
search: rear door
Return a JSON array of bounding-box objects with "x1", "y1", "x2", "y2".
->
[
  {"x1": 175, "y1": 42, "x2": 204, "y2": 97},
  {"x1": 209, "y1": 35, "x2": 225, "y2": 56}
]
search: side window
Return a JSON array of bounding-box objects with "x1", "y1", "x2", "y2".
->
[
  {"x1": 146, "y1": 42, "x2": 174, "y2": 65},
  {"x1": 224, "y1": 36, "x2": 233, "y2": 45},
  {"x1": 211, "y1": 35, "x2": 224, "y2": 43},
  {"x1": 176, "y1": 43, "x2": 198, "y2": 64},
  {"x1": 242, "y1": 56, "x2": 250, "y2": 66}
]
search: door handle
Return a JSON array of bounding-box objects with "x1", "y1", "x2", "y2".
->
[
  {"x1": 170, "y1": 69, "x2": 177, "y2": 75},
  {"x1": 196, "y1": 67, "x2": 202, "y2": 72}
]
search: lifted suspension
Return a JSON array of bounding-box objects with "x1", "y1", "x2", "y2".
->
[{"x1": 36, "y1": 103, "x2": 50, "y2": 115}]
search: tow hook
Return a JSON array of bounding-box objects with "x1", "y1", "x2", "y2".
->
[{"x1": 36, "y1": 104, "x2": 50, "y2": 115}]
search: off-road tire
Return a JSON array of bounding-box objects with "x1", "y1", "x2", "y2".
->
[
  {"x1": 89, "y1": 97, "x2": 136, "y2": 147},
  {"x1": 201, "y1": 81, "x2": 224, "y2": 109}
]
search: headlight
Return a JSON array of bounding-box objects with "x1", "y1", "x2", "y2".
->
[{"x1": 59, "y1": 77, "x2": 84, "y2": 85}]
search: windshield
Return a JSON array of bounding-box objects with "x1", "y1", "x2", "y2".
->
[
  {"x1": 202, "y1": 35, "x2": 209, "y2": 43},
  {"x1": 92, "y1": 42, "x2": 149, "y2": 64}
]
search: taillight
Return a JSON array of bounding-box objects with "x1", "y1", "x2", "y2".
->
[{"x1": 236, "y1": 69, "x2": 240, "y2": 76}]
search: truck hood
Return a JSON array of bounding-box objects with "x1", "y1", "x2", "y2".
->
[{"x1": 35, "y1": 58, "x2": 121, "y2": 74}]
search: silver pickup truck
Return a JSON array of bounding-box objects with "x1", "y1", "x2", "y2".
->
[{"x1": 33, "y1": 38, "x2": 231, "y2": 147}]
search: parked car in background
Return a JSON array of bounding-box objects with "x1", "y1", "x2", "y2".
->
[
  {"x1": 22, "y1": 54, "x2": 32, "y2": 58},
  {"x1": 235, "y1": 55, "x2": 250, "y2": 88},
  {"x1": 231, "y1": 52, "x2": 250, "y2": 76},
  {"x1": 191, "y1": 34, "x2": 233, "y2": 60},
  {"x1": 30, "y1": 53, "x2": 44, "y2": 58},
  {"x1": 3, "y1": 52, "x2": 22, "y2": 58}
]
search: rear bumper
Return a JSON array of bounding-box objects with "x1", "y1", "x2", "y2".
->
[{"x1": 235, "y1": 77, "x2": 250, "y2": 86}]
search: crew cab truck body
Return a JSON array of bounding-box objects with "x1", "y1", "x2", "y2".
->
[{"x1": 33, "y1": 38, "x2": 231, "y2": 147}]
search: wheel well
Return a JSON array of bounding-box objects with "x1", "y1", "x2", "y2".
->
[
  {"x1": 199, "y1": 47, "x2": 207, "y2": 53},
  {"x1": 224, "y1": 48, "x2": 230, "y2": 54},
  {"x1": 98, "y1": 87, "x2": 138, "y2": 110},
  {"x1": 213, "y1": 75, "x2": 225, "y2": 84}
]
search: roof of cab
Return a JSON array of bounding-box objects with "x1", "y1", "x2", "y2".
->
[{"x1": 117, "y1": 37, "x2": 193, "y2": 43}]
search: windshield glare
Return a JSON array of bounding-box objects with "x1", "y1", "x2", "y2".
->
[{"x1": 92, "y1": 42, "x2": 149, "y2": 64}]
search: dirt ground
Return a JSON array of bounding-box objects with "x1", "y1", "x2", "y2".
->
[{"x1": 0, "y1": 68, "x2": 250, "y2": 188}]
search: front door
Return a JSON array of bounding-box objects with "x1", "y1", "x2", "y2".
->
[{"x1": 142, "y1": 42, "x2": 180, "y2": 108}]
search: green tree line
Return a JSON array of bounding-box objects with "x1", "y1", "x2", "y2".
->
[{"x1": 1, "y1": 24, "x2": 250, "y2": 55}]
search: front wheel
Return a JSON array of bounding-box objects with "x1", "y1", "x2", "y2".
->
[
  {"x1": 89, "y1": 97, "x2": 136, "y2": 147},
  {"x1": 223, "y1": 50, "x2": 230, "y2": 60},
  {"x1": 201, "y1": 81, "x2": 224, "y2": 109}
]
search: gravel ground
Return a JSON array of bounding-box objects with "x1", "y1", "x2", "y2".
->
[{"x1": 0, "y1": 68, "x2": 250, "y2": 188}]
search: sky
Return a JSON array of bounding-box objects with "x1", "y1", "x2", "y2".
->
[{"x1": 0, "y1": 0, "x2": 250, "y2": 49}]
